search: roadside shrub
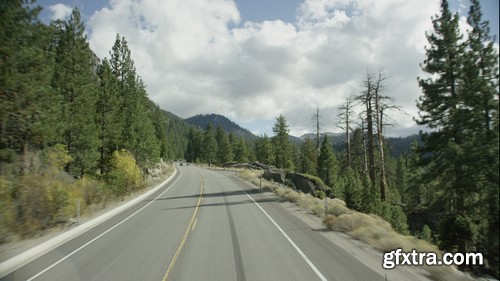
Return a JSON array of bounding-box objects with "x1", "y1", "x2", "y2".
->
[
  {"x1": 6, "y1": 145, "x2": 76, "y2": 237},
  {"x1": 107, "y1": 150, "x2": 142, "y2": 197},
  {"x1": 331, "y1": 198, "x2": 346, "y2": 207},
  {"x1": 0, "y1": 175, "x2": 14, "y2": 243},
  {"x1": 316, "y1": 190, "x2": 326, "y2": 199},
  {"x1": 297, "y1": 193, "x2": 322, "y2": 211},
  {"x1": 328, "y1": 202, "x2": 349, "y2": 217},
  {"x1": 275, "y1": 188, "x2": 288, "y2": 197},
  {"x1": 301, "y1": 173, "x2": 327, "y2": 191},
  {"x1": 43, "y1": 144, "x2": 74, "y2": 170},
  {"x1": 323, "y1": 215, "x2": 337, "y2": 229},
  {"x1": 420, "y1": 224, "x2": 432, "y2": 243},
  {"x1": 284, "y1": 190, "x2": 299, "y2": 202}
]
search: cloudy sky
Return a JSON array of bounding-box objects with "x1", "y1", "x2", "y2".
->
[{"x1": 36, "y1": 0, "x2": 499, "y2": 137}]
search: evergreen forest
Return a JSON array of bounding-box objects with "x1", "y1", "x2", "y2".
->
[
  {"x1": 0, "y1": 2, "x2": 192, "y2": 244},
  {"x1": 0, "y1": 0, "x2": 498, "y2": 278}
]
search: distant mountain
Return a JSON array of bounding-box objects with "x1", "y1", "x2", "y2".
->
[
  {"x1": 289, "y1": 135, "x2": 304, "y2": 143},
  {"x1": 184, "y1": 113, "x2": 258, "y2": 141},
  {"x1": 300, "y1": 132, "x2": 343, "y2": 139},
  {"x1": 296, "y1": 131, "x2": 423, "y2": 158},
  {"x1": 329, "y1": 133, "x2": 423, "y2": 158},
  {"x1": 165, "y1": 111, "x2": 182, "y2": 119}
]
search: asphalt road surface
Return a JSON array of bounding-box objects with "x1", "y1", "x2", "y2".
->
[{"x1": 2, "y1": 165, "x2": 383, "y2": 281}]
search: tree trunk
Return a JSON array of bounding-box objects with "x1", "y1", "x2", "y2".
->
[
  {"x1": 346, "y1": 119, "x2": 351, "y2": 166},
  {"x1": 366, "y1": 100, "x2": 376, "y2": 184},
  {"x1": 0, "y1": 119, "x2": 6, "y2": 176},
  {"x1": 375, "y1": 92, "x2": 387, "y2": 201}
]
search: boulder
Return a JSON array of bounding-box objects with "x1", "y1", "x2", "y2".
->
[
  {"x1": 221, "y1": 161, "x2": 269, "y2": 170},
  {"x1": 286, "y1": 173, "x2": 316, "y2": 196},
  {"x1": 263, "y1": 169, "x2": 286, "y2": 184}
]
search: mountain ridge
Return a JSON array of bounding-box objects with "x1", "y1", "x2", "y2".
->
[{"x1": 183, "y1": 113, "x2": 258, "y2": 141}]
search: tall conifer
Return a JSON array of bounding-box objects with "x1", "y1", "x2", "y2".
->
[
  {"x1": 272, "y1": 114, "x2": 291, "y2": 169},
  {"x1": 53, "y1": 7, "x2": 99, "y2": 175},
  {"x1": 96, "y1": 59, "x2": 122, "y2": 173},
  {"x1": 415, "y1": 0, "x2": 472, "y2": 258},
  {"x1": 1, "y1": 0, "x2": 56, "y2": 173}
]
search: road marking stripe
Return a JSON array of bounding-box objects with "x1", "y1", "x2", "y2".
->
[
  {"x1": 162, "y1": 169, "x2": 203, "y2": 281},
  {"x1": 26, "y1": 168, "x2": 184, "y2": 281},
  {"x1": 191, "y1": 218, "x2": 198, "y2": 231},
  {"x1": 220, "y1": 174, "x2": 327, "y2": 281}
]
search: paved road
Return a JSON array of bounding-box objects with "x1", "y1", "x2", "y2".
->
[{"x1": 2, "y1": 165, "x2": 383, "y2": 281}]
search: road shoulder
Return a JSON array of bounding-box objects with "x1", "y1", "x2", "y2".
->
[{"x1": 230, "y1": 172, "x2": 434, "y2": 281}]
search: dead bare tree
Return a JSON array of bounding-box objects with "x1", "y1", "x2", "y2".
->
[
  {"x1": 336, "y1": 95, "x2": 357, "y2": 166},
  {"x1": 311, "y1": 105, "x2": 322, "y2": 155},
  {"x1": 356, "y1": 70, "x2": 377, "y2": 187},
  {"x1": 372, "y1": 70, "x2": 390, "y2": 201}
]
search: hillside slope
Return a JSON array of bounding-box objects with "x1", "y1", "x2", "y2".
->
[{"x1": 184, "y1": 113, "x2": 258, "y2": 141}]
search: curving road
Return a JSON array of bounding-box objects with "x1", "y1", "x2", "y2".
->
[{"x1": 1, "y1": 165, "x2": 383, "y2": 281}]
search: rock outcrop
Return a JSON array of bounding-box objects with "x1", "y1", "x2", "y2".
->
[
  {"x1": 262, "y1": 169, "x2": 286, "y2": 184},
  {"x1": 221, "y1": 161, "x2": 269, "y2": 170},
  {"x1": 286, "y1": 173, "x2": 316, "y2": 196}
]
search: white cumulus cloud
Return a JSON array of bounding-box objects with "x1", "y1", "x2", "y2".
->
[
  {"x1": 49, "y1": 3, "x2": 73, "y2": 20},
  {"x1": 87, "y1": 0, "x2": 451, "y2": 137}
]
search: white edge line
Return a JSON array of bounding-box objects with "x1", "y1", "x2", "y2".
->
[
  {"x1": 218, "y1": 173, "x2": 327, "y2": 281},
  {"x1": 0, "y1": 166, "x2": 182, "y2": 279}
]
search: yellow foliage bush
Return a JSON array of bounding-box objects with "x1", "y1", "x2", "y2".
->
[
  {"x1": 43, "y1": 144, "x2": 74, "y2": 170},
  {"x1": 108, "y1": 150, "x2": 142, "y2": 196}
]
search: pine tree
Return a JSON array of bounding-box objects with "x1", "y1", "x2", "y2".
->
[
  {"x1": 245, "y1": 140, "x2": 256, "y2": 162},
  {"x1": 109, "y1": 35, "x2": 136, "y2": 151},
  {"x1": 290, "y1": 142, "x2": 301, "y2": 173},
  {"x1": 202, "y1": 122, "x2": 217, "y2": 165},
  {"x1": 415, "y1": 0, "x2": 474, "y2": 259},
  {"x1": 234, "y1": 136, "x2": 248, "y2": 163},
  {"x1": 349, "y1": 128, "x2": 366, "y2": 174},
  {"x1": 463, "y1": 0, "x2": 499, "y2": 275},
  {"x1": 132, "y1": 78, "x2": 160, "y2": 167},
  {"x1": 301, "y1": 137, "x2": 317, "y2": 175},
  {"x1": 96, "y1": 59, "x2": 122, "y2": 173},
  {"x1": 317, "y1": 135, "x2": 339, "y2": 189},
  {"x1": 272, "y1": 114, "x2": 291, "y2": 169},
  {"x1": 218, "y1": 134, "x2": 232, "y2": 164},
  {"x1": 108, "y1": 35, "x2": 160, "y2": 167},
  {"x1": 228, "y1": 132, "x2": 238, "y2": 159},
  {"x1": 214, "y1": 124, "x2": 232, "y2": 164},
  {"x1": 193, "y1": 130, "x2": 204, "y2": 163},
  {"x1": 395, "y1": 155, "x2": 407, "y2": 203},
  {"x1": 255, "y1": 135, "x2": 274, "y2": 166},
  {"x1": 148, "y1": 102, "x2": 168, "y2": 159},
  {"x1": 215, "y1": 125, "x2": 225, "y2": 148},
  {"x1": 53, "y1": 8, "x2": 99, "y2": 176},
  {"x1": 1, "y1": 0, "x2": 57, "y2": 174},
  {"x1": 343, "y1": 166, "x2": 362, "y2": 211},
  {"x1": 360, "y1": 173, "x2": 380, "y2": 214}
]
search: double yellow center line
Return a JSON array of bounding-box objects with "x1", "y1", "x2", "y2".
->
[{"x1": 162, "y1": 169, "x2": 204, "y2": 281}]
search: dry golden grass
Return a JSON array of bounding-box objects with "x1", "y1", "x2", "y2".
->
[
  {"x1": 262, "y1": 184, "x2": 480, "y2": 280},
  {"x1": 225, "y1": 168, "x2": 482, "y2": 281}
]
